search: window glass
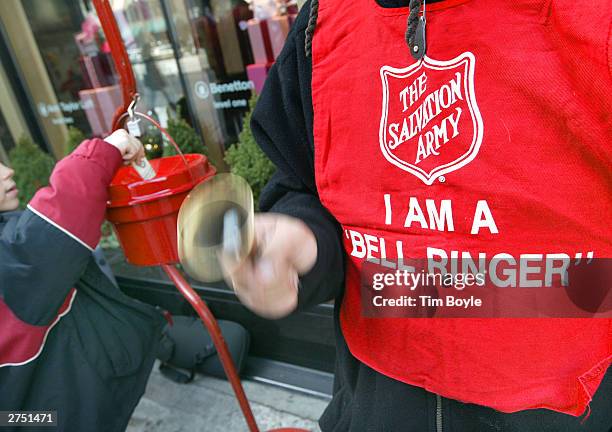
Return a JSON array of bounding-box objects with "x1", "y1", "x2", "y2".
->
[
  {"x1": 0, "y1": 109, "x2": 14, "y2": 163},
  {"x1": 110, "y1": 0, "x2": 184, "y2": 124},
  {"x1": 21, "y1": 0, "x2": 95, "y2": 140},
  {"x1": 4, "y1": 0, "x2": 300, "y2": 165}
]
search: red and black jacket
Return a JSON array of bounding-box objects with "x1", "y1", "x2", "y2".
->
[{"x1": 0, "y1": 139, "x2": 164, "y2": 431}]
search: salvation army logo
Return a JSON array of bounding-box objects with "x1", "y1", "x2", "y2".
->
[{"x1": 379, "y1": 52, "x2": 483, "y2": 185}]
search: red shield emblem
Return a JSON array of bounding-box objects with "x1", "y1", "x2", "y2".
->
[{"x1": 379, "y1": 52, "x2": 483, "y2": 185}]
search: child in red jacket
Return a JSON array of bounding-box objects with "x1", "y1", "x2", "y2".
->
[{"x1": 0, "y1": 131, "x2": 165, "y2": 431}]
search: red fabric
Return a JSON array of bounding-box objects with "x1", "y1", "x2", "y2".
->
[
  {"x1": 311, "y1": 0, "x2": 612, "y2": 416},
  {"x1": 30, "y1": 139, "x2": 122, "y2": 250},
  {"x1": 0, "y1": 290, "x2": 75, "y2": 367}
]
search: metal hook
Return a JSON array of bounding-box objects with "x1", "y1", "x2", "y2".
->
[
  {"x1": 411, "y1": 0, "x2": 427, "y2": 60},
  {"x1": 127, "y1": 93, "x2": 140, "y2": 120}
]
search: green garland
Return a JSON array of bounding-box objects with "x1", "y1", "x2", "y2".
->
[
  {"x1": 9, "y1": 136, "x2": 55, "y2": 208},
  {"x1": 224, "y1": 94, "x2": 276, "y2": 210}
]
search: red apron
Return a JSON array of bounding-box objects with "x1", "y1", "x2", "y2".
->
[{"x1": 311, "y1": 0, "x2": 612, "y2": 416}]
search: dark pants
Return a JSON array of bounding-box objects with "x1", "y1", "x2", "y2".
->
[{"x1": 320, "y1": 363, "x2": 611, "y2": 432}]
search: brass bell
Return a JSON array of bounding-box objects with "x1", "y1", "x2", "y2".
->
[{"x1": 177, "y1": 173, "x2": 255, "y2": 282}]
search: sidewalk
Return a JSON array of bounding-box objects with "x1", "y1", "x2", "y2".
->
[{"x1": 127, "y1": 362, "x2": 328, "y2": 432}]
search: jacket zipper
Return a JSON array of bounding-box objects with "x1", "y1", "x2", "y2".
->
[{"x1": 436, "y1": 394, "x2": 443, "y2": 432}]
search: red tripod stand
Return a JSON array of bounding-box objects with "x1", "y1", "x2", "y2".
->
[{"x1": 93, "y1": 1, "x2": 309, "y2": 431}]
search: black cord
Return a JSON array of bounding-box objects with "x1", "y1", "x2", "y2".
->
[
  {"x1": 405, "y1": 0, "x2": 424, "y2": 51},
  {"x1": 306, "y1": 0, "x2": 425, "y2": 58},
  {"x1": 305, "y1": 0, "x2": 320, "y2": 57}
]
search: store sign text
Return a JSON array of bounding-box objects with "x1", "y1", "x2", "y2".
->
[
  {"x1": 194, "y1": 80, "x2": 255, "y2": 100},
  {"x1": 38, "y1": 100, "x2": 94, "y2": 126},
  {"x1": 213, "y1": 99, "x2": 248, "y2": 109},
  {"x1": 38, "y1": 100, "x2": 92, "y2": 118}
]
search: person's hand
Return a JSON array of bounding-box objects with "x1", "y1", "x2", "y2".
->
[
  {"x1": 219, "y1": 213, "x2": 317, "y2": 319},
  {"x1": 104, "y1": 129, "x2": 145, "y2": 165}
]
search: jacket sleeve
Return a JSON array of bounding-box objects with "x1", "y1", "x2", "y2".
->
[
  {"x1": 0, "y1": 138, "x2": 122, "y2": 328},
  {"x1": 253, "y1": 1, "x2": 345, "y2": 310}
]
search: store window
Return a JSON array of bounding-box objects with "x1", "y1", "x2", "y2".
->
[
  {"x1": 0, "y1": 0, "x2": 300, "y2": 166},
  {"x1": 0, "y1": 41, "x2": 32, "y2": 163},
  {"x1": 109, "y1": 1, "x2": 184, "y2": 124},
  {"x1": 0, "y1": 110, "x2": 14, "y2": 164},
  {"x1": 157, "y1": 0, "x2": 299, "y2": 165}
]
